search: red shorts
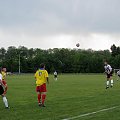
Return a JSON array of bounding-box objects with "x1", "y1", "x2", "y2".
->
[
  {"x1": 2, "y1": 80, "x2": 8, "y2": 95},
  {"x1": 36, "y1": 83, "x2": 46, "y2": 92},
  {"x1": 2, "y1": 80, "x2": 7, "y2": 86}
]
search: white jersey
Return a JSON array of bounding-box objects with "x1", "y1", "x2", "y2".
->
[
  {"x1": 0, "y1": 73, "x2": 2, "y2": 85},
  {"x1": 104, "y1": 64, "x2": 112, "y2": 74},
  {"x1": 54, "y1": 71, "x2": 57, "y2": 76},
  {"x1": 117, "y1": 70, "x2": 120, "y2": 75},
  {"x1": 0, "y1": 73, "x2": 2, "y2": 81}
]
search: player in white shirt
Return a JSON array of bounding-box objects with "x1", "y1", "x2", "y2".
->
[
  {"x1": 104, "y1": 61, "x2": 113, "y2": 89},
  {"x1": 0, "y1": 73, "x2": 4, "y2": 94},
  {"x1": 0, "y1": 71, "x2": 9, "y2": 109},
  {"x1": 54, "y1": 71, "x2": 58, "y2": 81},
  {"x1": 117, "y1": 70, "x2": 120, "y2": 80}
]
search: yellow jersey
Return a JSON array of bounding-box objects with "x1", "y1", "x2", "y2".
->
[
  {"x1": 35, "y1": 69, "x2": 48, "y2": 86},
  {"x1": 1, "y1": 71, "x2": 6, "y2": 80}
]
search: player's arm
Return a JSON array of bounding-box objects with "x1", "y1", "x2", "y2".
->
[
  {"x1": 104, "y1": 66, "x2": 107, "y2": 74},
  {"x1": 45, "y1": 70, "x2": 49, "y2": 84},
  {"x1": 104, "y1": 70, "x2": 107, "y2": 74},
  {"x1": 46, "y1": 77, "x2": 49, "y2": 84},
  {"x1": 107, "y1": 65, "x2": 112, "y2": 74},
  {"x1": 107, "y1": 68, "x2": 112, "y2": 74},
  {"x1": 34, "y1": 72, "x2": 37, "y2": 80}
]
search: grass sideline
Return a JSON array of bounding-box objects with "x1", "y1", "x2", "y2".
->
[{"x1": 0, "y1": 74, "x2": 120, "y2": 120}]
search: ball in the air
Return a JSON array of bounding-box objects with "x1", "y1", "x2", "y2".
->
[{"x1": 76, "y1": 43, "x2": 80, "y2": 47}]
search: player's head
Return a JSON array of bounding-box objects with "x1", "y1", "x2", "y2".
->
[
  {"x1": 40, "y1": 63, "x2": 45, "y2": 69},
  {"x1": 104, "y1": 61, "x2": 108, "y2": 66},
  {"x1": 2, "y1": 67, "x2": 7, "y2": 72}
]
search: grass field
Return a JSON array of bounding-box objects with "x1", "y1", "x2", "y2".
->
[{"x1": 0, "y1": 74, "x2": 120, "y2": 120}]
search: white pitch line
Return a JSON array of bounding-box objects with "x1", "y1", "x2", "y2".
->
[{"x1": 62, "y1": 106, "x2": 118, "y2": 120}]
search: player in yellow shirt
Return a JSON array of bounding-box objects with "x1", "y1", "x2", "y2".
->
[
  {"x1": 35, "y1": 63, "x2": 49, "y2": 107},
  {"x1": 0, "y1": 67, "x2": 9, "y2": 108},
  {"x1": 1, "y1": 67, "x2": 8, "y2": 95},
  {"x1": 1, "y1": 68, "x2": 6, "y2": 79}
]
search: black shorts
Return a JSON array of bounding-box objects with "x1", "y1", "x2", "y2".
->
[
  {"x1": 54, "y1": 75, "x2": 57, "y2": 78},
  {"x1": 0, "y1": 85, "x2": 4, "y2": 95},
  {"x1": 118, "y1": 75, "x2": 120, "y2": 77},
  {"x1": 107, "y1": 71, "x2": 113, "y2": 78}
]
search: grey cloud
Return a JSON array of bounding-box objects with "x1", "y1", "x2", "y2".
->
[
  {"x1": 0, "y1": 0, "x2": 120, "y2": 50},
  {"x1": 0, "y1": 0, "x2": 120, "y2": 35}
]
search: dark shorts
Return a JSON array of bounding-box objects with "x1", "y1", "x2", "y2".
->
[
  {"x1": 54, "y1": 75, "x2": 57, "y2": 78},
  {"x1": 107, "y1": 71, "x2": 113, "y2": 78},
  {"x1": 0, "y1": 85, "x2": 4, "y2": 95},
  {"x1": 36, "y1": 83, "x2": 46, "y2": 92},
  {"x1": 118, "y1": 75, "x2": 120, "y2": 77}
]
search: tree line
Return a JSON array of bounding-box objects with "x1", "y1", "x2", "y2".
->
[{"x1": 0, "y1": 44, "x2": 120, "y2": 73}]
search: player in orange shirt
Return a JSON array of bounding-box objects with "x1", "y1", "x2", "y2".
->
[{"x1": 35, "y1": 63, "x2": 49, "y2": 107}]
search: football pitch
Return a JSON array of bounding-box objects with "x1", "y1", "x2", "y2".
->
[{"x1": 0, "y1": 74, "x2": 120, "y2": 120}]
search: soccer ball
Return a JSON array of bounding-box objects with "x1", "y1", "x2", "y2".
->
[{"x1": 76, "y1": 43, "x2": 80, "y2": 47}]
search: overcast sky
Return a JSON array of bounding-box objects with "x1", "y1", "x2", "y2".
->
[{"x1": 0, "y1": 0, "x2": 120, "y2": 50}]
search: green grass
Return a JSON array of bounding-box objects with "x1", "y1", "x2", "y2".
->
[{"x1": 0, "y1": 74, "x2": 120, "y2": 120}]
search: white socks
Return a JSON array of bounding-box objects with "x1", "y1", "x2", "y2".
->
[
  {"x1": 106, "y1": 80, "x2": 113, "y2": 87},
  {"x1": 111, "y1": 79, "x2": 113, "y2": 86},
  {"x1": 55, "y1": 78, "x2": 57, "y2": 81},
  {"x1": 2, "y1": 96, "x2": 8, "y2": 108},
  {"x1": 106, "y1": 81, "x2": 109, "y2": 86}
]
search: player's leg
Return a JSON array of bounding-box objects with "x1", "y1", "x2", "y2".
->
[
  {"x1": 1, "y1": 82, "x2": 9, "y2": 108},
  {"x1": 3, "y1": 84, "x2": 8, "y2": 95},
  {"x1": 110, "y1": 76, "x2": 114, "y2": 87},
  {"x1": 41, "y1": 84, "x2": 47, "y2": 107},
  {"x1": 41, "y1": 92, "x2": 46, "y2": 107},
  {"x1": 54, "y1": 75, "x2": 56, "y2": 81},
  {"x1": 37, "y1": 92, "x2": 42, "y2": 106},
  {"x1": 106, "y1": 74, "x2": 110, "y2": 89},
  {"x1": 110, "y1": 71, "x2": 113, "y2": 87},
  {"x1": 36, "y1": 86, "x2": 42, "y2": 106},
  {"x1": 117, "y1": 75, "x2": 119, "y2": 81},
  {"x1": 54, "y1": 75, "x2": 57, "y2": 81},
  {"x1": 1, "y1": 94, "x2": 9, "y2": 108},
  {"x1": 116, "y1": 74, "x2": 119, "y2": 81},
  {"x1": 56, "y1": 75, "x2": 58, "y2": 81},
  {"x1": 106, "y1": 80, "x2": 109, "y2": 89}
]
